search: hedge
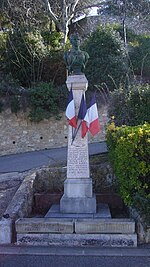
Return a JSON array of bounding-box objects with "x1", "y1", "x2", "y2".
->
[{"x1": 106, "y1": 123, "x2": 150, "y2": 223}]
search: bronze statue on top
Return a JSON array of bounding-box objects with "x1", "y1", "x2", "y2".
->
[{"x1": 64, "y1": 33, "x2": 89, "y2": 75}]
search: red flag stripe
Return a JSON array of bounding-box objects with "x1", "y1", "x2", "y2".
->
[{"x1": 89, "y1": 118, "x2": 100, "y2": 137}]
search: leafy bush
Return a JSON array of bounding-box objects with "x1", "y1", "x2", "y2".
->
[
  {"x1": 0, "y1": 74, "x2": 20, "y2": 96},
  {"x1": 0, "y1": 31, "x2": 8, "y2": 72},
  {"x1": 1, "y1": 28, "x2": 67, "y2": 87},
  {"x1": 3, "y1": 28, "x2": 48, "y2": 87},
  {"x1": 10, "y1": 96, "x2": 20, "y2": 114},
  {"x1": 0, "y1": 101, "x2": 3, "y2": 112},
  {"x1": 42, "y1": 31, "x2": 64, "y2": 51},
  {"x1": 41, "y1": 51, "x2": 66, "y2": 86},
  {"x1": 108, "y1": 83, "x2": 150, "y2": 126},
  {"x1": 129, "y1": 33, "x2": 150, "y2": 78},
  {"x1": 106, "y1": 123, "x2": 150, "y2": 223},
  {"x1": 0, "y1": 74, "x2": 26, "y2": 112},
  {"x1": 28, "y1": 82, "x2": 59, "y2": 122},
  {"x1": 113, "y1": 25, "x2": 150, "y2": 80},
  {"x1": 82, "y1": 24, "x2": 129, "y2": 90},
  {"x1": 0, "y1": 73, "x2": 68, "y2": 117}
]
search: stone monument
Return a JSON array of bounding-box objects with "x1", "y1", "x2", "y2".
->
[
  {"x1": 11, "y1": 34, "x2": 137, "y2": 247},
  {"x1": 60, "y1": 34, "x2": 96, "y2": 213}
]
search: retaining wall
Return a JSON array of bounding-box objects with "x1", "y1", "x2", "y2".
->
[{"x1": 0, "y1": 105, "x2": 108, "y2": 156}]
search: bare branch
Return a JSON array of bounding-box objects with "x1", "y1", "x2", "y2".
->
[
  {"x1": 42, "y1": 0, "x2": 58, "y2": 23},
  {"x1": 71, "y1": 0, "x2": 80, "y2": 13}
]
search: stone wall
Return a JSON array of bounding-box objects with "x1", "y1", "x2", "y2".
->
[{"x1": 0, "y1": 105, "x2": 108, "y2": 156}]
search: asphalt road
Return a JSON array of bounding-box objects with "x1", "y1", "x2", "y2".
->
[
  {"x1": 0, "y1": 142, "x2": 107, "y2": 173},
  {"x1": 0, "y1": 255, "x2": 149, "y2": 267}
]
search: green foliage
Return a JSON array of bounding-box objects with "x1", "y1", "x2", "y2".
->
[
  {"x1": 0, "y1": 74, "x2": 25, "y2": 112},
  {"x1": 0, "y1": 101, "x2": 3, "y2": 113},
  {"x1": 10, "y1": 96, "x2": 20, "y2": 114},
  {"x1": 98, "y1": 0, "x2": 150, "y2": 20},
  {"x1": 106, "y1": 123, "x2": 150, "y2": 223},
  {"x1": 1, "y1": 28, "x2": 67, "y2": 87},
  {"x1": 108, "y1": 83, "x2": 150, "y2": 126},
  {"x1": 42, "y1": 31, "x2": 64, "y2": 51},
  {"x1": 0, "y1": 73, "x2": 68, "y2": 118},
  {"x1": 113, "y1": 25, "x2": 150, "y2": 79},
  {"x1": 3, "y1": 28, "x2": 48, "y2": 87},
  {"x1": 82, "y1": 24, "x2": 129, "y2": 91},
  {"x1": 0, "y1": 74, "x2": 20, "y2": 96},
  {"x1": 0, "y1": 31, "x2": 8, "y2": 70},
  {"x1": 28, "y1": 82, "x2": 59, "y2": 122},
  {"x1": 42, "y1": 51, "x2": 66, "y2": 86},
  {"x1": 129, "y1": 34, "x2": 150, "y2": 78},
  {"x1": 133, "y1": 193, "x2": 150, "y2": 223}
]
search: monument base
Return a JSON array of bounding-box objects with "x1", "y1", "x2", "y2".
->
[
  {"x1": 60, "y1": 195, "x2": 96, "y2": 214},
  {"x1": 45, "y1": 203, "x2": 111, "y2": 218},
  {"x1": 63, "y1": 178, "x2": 93, "y2": 198}
]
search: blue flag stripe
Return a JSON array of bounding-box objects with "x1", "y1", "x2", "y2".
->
[
  {"x1": 88, "y1": 93, "x2": 96, "y2": 108},
  {"x1": 68, "y1": 88, "x2": 73, "y2": 104},
  {"x1": 78, "y1": 94, "x2": 87, "y2": 120}
]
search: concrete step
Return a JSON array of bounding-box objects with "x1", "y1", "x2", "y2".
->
[
  {"x1": 16, "y1": 218, "x2": 74, "y2": 234},
  {"x1": 16, "y1": 218, "x2": 135, "y2": 234},
  {"x1": 15, "y1": 217, "x2": 137, "y2": 247},
  {"x1": 16, "y1": 233, "x2": 137, "y2": 247},
  {"x1": 75, "y1": 218, "x2": 135, "y2": 234}
]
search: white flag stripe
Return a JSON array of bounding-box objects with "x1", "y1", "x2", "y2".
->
[
  {"x1": 84, "y1": 111, "x2": 89, "y2": 123},
  {"x1": 66, "y1": 100, "x2": 76, "y2": 119},
  {"x1": 88, "y1": 103, "x2": 99, "y2": 122}
]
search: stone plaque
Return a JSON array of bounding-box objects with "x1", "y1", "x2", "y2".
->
[
  {"x1": 67, "y1": 144, "x2": 89, "y2": 179},
  {"x1": 67, "y1": 123, "x2": 89, "y2": 179}
]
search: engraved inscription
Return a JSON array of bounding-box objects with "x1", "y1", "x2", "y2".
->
[{"x1": 67, "y1": 145, "x2": 89, "y2": 178}]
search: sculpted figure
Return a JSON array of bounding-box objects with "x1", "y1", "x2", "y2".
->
[{"x1": 64, "y1": 33, "x2": 89, "y2": 75}]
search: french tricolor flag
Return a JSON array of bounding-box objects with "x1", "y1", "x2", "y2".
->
[
  {"x1": 66, "y1": 88, "x2": 77, "y2": 128},
  {"x1": 78, "y1": 94, "x2": 89, "y2": 138},
  {"x1": 88, "y1": 94, "x2": 100, "y2": 136}
]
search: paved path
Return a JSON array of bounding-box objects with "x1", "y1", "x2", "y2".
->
[{"x1": 0, "y1": 142, "x2": 107, "y2": 173}]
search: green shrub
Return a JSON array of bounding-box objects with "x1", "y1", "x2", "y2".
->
[
  {"x1": 0, "y1": 101, "x2": 3, "y2": 112},
  {"x1": 0, "y1": 31, "x2": 8, "y2": 71},
  {"x1": 10, "y1": 96, "x2": 20, "y2": 114},
  {"x1": 106, "y1": 123, "x2": 150, "y2": 223},
  {"x1": 108, "y1": 83, "x2": 150, "y2": 126},
  {"x1": 0, "y1": 74, "x2": 20, "y2": 96},
  {"x1": 42, "y1": 31, "x2": 64, "y2": 51},
  {"x1": 28, "y1": 82, "x2": 59, "y2": 122},
  {"x1": 2, "y1": 28, "x2": 66, "y2": 87},
  {"x1": 113, "y1": 25, "x2": 150, "y2": 80},
  {"x1": 41, "y1": 51, "x2": 66, "y2": 86},
  {"x1": 0, "y1": 74, "x2": 25, "y2": 112},
  {"x1": 3, "y1": 28, "x2": 48, "y2": 87},
  {"x1": 82, "y1": 24, "x2": 129, "y2": 90},
  {"x1": 129, "y1": 33, "x2": 150, "y2": 78}
]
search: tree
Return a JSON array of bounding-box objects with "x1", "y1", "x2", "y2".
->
[
  {"x1": 83, "y1": 25, "x2": 129, "y2": 91},
  {"x1": 42, "y1": 0, "x2": 99, "y2": 43},
  {"x1": 0, "y1": 0, "x2": 49, "y2": 30},
  {"x1": 98, "y1": 0, "x2": 150, "y2": 46},
  {"x1": 98, "y1": 0, "x2": 150, "y2": 19},
  {"x1": 1, "y1": 0, "x2": 102, "y2": 43}
]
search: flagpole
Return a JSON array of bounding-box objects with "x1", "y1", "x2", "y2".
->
[{"x1": 71, "y1": 121, "x2": 82, "y2": 145}]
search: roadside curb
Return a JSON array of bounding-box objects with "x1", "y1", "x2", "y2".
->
[{"x1": 0, "y1": 245, "x2": 150, "y2": 257}]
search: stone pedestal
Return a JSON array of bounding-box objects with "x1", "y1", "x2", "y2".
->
[{"x1": 60, "y1": 74, "x2": 96, "y2": 214}]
